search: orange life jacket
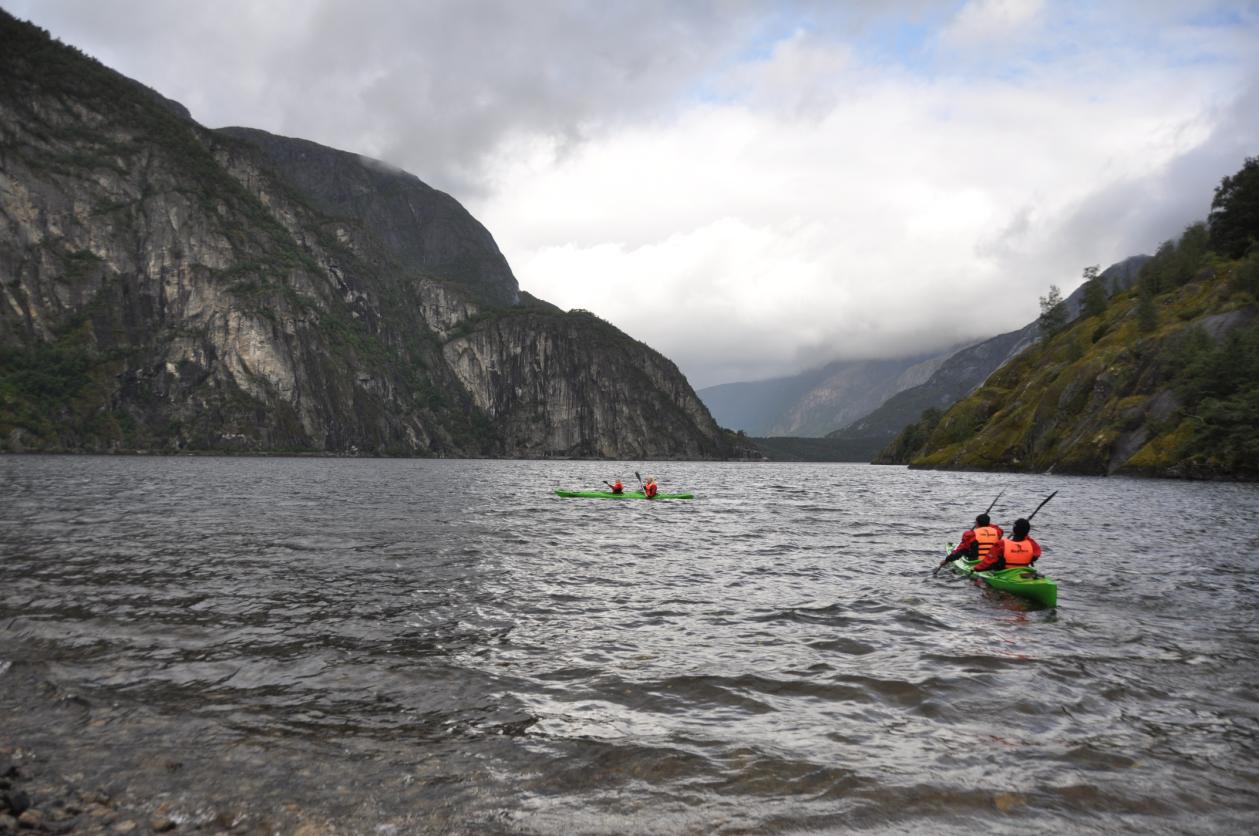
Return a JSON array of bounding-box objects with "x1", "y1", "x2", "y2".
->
[
  {"x1": 645, "y1": 482, "x2": 658, "y2": 498},
  {"x1": 612, "y1": 481, "x2": 623, "y2": 493},
  {"x1": 1003, "y1": 538, "x2": 1036, "y2": 567},
  {"x1": 973, "y1": 525, "x2": 1001, "y2": 560}
]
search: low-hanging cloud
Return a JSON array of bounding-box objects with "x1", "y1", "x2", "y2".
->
[{"x1": 10, "y1": 0, "x2": 1259, "y2": 389}]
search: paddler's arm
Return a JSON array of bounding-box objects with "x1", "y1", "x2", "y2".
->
[
  {"x1": 946, "y1": 531, "x2": 976, "y2": 561},
  {"x1": 934, "y1": 535, "x2": 970, "y2": 574}
]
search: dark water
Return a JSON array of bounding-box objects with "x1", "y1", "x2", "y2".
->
[{"x1": 2, "y1": 456, "x2": 1258, "y2": 833}]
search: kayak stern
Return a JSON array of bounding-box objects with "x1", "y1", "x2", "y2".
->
[{"x1": 949, "y1": 554, "x2": 1058, "y2": 608}]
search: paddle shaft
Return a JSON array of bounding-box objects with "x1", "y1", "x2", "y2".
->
[
  {"x1": 935, "y1": 491, "x2": 1056, "y2": 576},
  {"x1": 1025, "y1": 490, "x2": 1058, "y2": 523}
]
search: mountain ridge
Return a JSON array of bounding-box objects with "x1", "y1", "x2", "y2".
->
[
  {"x1": 877, "y1": 186, "x2": 1259, "y2": 480},
  {"x1": 0, "y1": 11, "x2": 742, "y2": 459},
  {"x1": 698, "y1": 348, "x2": 958, "y2": 438},
  {"x1": 825, "y1": 256, "x2": 1150, "y2": 459}
]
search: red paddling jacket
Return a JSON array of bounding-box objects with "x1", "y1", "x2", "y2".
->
[{"x1": 948, "y1": 524, "x2": 1003, "y2": 561}]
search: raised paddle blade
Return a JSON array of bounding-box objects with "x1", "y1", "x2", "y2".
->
[{"x1": 1027, "y1": 490, "x2": 1058, "y2": 522}]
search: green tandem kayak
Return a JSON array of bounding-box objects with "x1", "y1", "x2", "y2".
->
[
  {"x1": 555, "y1": 489, "x2": 694, "y2": 501},
  {"x1": 948, "y1": 551, "x2": 1058, "y2": 608}
]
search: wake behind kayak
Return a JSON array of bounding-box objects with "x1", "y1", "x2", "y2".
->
[{"x1": 947, "y1": 551, "x2": 1058, "y2": 608}]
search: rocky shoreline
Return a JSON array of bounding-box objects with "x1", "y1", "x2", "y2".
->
[
  {"x1": 1, "y1": 745, "x2": 177, "y2": 834},
  {"x1": 0, "y1": 745, "x2": 336, "y2": 835}
]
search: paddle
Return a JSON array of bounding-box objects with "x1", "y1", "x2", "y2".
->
[
  {"x1": 998, "y1": 490, "x2": 1057, "y2": 573},
  {"x1": 1025, "y1": 490, "x2": 1057, "y2": 522},
  {"x1": 933, "y1": 490, "x2": 1004, "y2": 576},
  {"x1": 635, "y1": 470, "x2": 645, "y2": 492}
]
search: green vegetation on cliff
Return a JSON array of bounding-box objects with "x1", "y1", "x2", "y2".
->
[
  {"x1": 1, "y1": 11, "x2": 736, "y2": 459},
  {"x1": 880, "y1": 157, "x2": 1259, "y2": 480}
]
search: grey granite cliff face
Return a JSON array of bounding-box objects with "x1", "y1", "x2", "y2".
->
[
  {"x1": 444, "y1": 311, "x2": 728, "y2": 458},
  {"x1": 215, "y1": 127, "x2": 520, "y2": 309},
  {"x1": 0, "y1": 12, "x2": 734, "y2": 458}
]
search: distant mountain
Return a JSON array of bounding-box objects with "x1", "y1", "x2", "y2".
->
[
  {"x1": 879, "y1": 186, "x2": 1259, "y2": 480},
  {"x1": 0, "y1": 11, "x2": 743, "y2": 459},
  {"x1": 698, "y1": 349, "x2": 956, "y2": 438},
  {"x1": 827, "y1": 256, "x2": 1150, "y2": 459},
  {"x1": 745, "y1": 435, "x2": 890, "y2": 462}
]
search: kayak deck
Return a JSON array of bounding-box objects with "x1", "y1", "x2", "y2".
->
[
  {"x1": 949, "y1": 553, "x2": 1057, "y2": 608},
  {"x1": 555, "y1": 489, "x2": 694, "y2": 500}
]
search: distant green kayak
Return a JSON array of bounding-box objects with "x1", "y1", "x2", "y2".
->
[
  {"x1": 555, "y1": 489, "x2": 694, "y2": 500},
  {"x1": 948, "y1": 551, "x2": 1057, "y2": 608}
]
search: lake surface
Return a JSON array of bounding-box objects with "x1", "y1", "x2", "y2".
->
[{"x1": 2, "y1": 456, "x2": 1258, "y2": 833}]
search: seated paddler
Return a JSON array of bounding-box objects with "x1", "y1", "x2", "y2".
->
[
  {"x1": 972, "y1": 518, "x2": 1041, "y2": 572},
  {"x1": 945, "y1": 513, "x2": 1003, "y2": 564}
]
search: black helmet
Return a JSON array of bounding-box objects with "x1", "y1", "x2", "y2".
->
[
  {"x1": 975, "y1": 513, "x2": 991, "y2": 526},
  {"x1": 1013, "y1": 518, "x2": 1031, "y2": 537}
]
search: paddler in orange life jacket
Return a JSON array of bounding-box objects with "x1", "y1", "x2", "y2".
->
[
  {"x1": 972, "y1": 518, "x2": 1041, "y2": 572},
  {"x1": 944, "y1": 513, "x2": 1003, "y2": 564},
  {"x1": 608, "y1": 479, "x2": 624, "y2": 495},
  {"x1": 643, "y1": 477, "x2": 659, "y2": 499}
]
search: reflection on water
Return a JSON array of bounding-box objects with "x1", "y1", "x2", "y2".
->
[{"x1": 2, "y1": 456, "x2": 1258, "y2": 832}]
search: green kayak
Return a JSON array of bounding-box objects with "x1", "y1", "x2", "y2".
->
[
  {"x1": 947, "y1": 551, "x2": 1057, "y2": 608},
  {"x1": 555, "y1": 489, "x2": 694, "y2": 500}
]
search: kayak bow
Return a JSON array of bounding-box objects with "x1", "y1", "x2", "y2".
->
[
  {"x1": 555, "y1": 489, "x2": 694, "y2": 501},
  {"x1": 947, "y1": 550, "x2": 1057, "y2": 608}
]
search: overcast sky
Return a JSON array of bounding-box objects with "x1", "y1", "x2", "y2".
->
[{"x1": 10, "y1": 0, "x2": 1259, "y2": 388}]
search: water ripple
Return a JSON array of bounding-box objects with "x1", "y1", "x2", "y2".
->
[{"x1": 2, "y1": 456, "x2": 1258, "y2": 832}]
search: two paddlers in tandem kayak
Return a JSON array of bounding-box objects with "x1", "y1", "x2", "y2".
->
[
  {"x1": 935, "y1": 491, "x2": 1058, "y2": 607},
  {"x1": 556, "y1": 472, "x2": 689, "y2": 501},
  {"x1": 602, "y1": 473, "x2": 657, "y2": 497}
]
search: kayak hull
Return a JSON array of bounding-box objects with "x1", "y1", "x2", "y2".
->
[
  {"x1": 949, "y1": 554, "x2": 1057, "y2": 608},
  {"x1": 555, "y1": 489, "x2": 693, "y2": 500}
]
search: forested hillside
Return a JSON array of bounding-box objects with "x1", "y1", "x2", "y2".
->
[{"x1": 878, "y1": 157, "x2": 1259, "y2": 480}]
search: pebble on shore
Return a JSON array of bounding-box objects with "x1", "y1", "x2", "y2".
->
[
  {"x1": 1, "y1": 746, "x2": 143, "y2": 834},
  {"x1": 1, "y1": 744, "x2": 350, "y2": 834}
]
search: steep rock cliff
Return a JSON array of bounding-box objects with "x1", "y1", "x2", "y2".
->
[
  {"x1": 444, "y1": 310, "x2": 728, "y2": 458},
  {"x1": 0, "y1": 12, "x2": 735, "y2": 458}
]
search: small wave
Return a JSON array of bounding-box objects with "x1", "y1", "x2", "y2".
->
[{"x1": 808, "y1": 638, "x2": 875, "y2": 656}]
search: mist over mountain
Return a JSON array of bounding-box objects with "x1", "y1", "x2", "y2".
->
[
  {"x1": 0, "y1": 11, "x2": 740, "y2": 459},
  {"x1": 698, "y1": 349, "x2": 956, "y2": 438},
  {"x1": 878, "y1": 162, "x2": 1259, "y2": 481},
  {"x1": 827, "y1": 256, "x2": 1151, "y2": 459}
]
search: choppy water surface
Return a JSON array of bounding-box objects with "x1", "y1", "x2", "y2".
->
[{"x1": 2, "y1": 456, "x2": 1258, "y2": 833}]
